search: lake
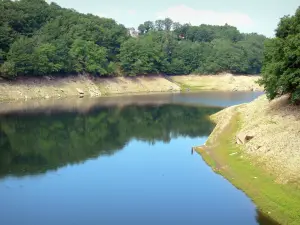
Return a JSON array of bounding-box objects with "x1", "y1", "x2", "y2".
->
[{"x1": 0, "y1": 91, "x2": 278, "y2": 225}]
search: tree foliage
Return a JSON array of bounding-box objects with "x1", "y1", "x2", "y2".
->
[
  {"x1": 259, "y1": 7, "x2": 300, "y2": 103},
  {"x1": 0, "y1": 0, "x2": 267, "y2": 77},
  {"x1": 70, "y1": 39, "x2": 108, "y2": 75},
  {"x1": 0, "y1": 0, "x2": 128, "y2": 76},
  {"x1": 119, "y1": 36, "x2": 164, "y2": 75},
  {"x1": 122, "y1": 19, "x2": 267, "y2": 76}
]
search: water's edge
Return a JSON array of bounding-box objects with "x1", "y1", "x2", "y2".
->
[{"x1": 195, "y1": 97, "x2": 299, "y2": 225}]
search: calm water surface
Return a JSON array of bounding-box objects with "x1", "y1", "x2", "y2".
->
[{"x1": 0, "y1": 92, "x2": 278, "y2": 225}]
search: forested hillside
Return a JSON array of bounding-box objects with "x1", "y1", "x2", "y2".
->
[{"x1": 0, "y1": 0, "x2": 267, "y2": 77}]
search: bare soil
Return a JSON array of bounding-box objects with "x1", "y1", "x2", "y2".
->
[{"x1": 0, "y1": 74, "x2": 261, "y2": 102}]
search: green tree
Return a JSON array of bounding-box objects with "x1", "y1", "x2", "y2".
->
[
  {"x1": 69, "y1": 39, "x2": 108, "y2": 75},
  {"x1": 163, "y1": 18, "x2": 173, "y2": 31},
  {"x1": 138, "y1": 21, "x2": 154, "y2": 35},
  {"x1": 0, "y1": 23, "x2": 16, "y2": 53},
  {"x1": 33, "y1": 43, "x2": 62, "y2": 75},
  {"x1": 155, "y1": 20, "x2": 165, "y2": 31},
  {"x1": 2, "y1": 37, "x2": 35, "y2": 76},
  {"x1": 119, "y1": 36, "x2": 164, "y2": 76},
  {"x1": 0, "y1": 0, "x2": 128, "y2": 77},
  {"x1": 171, "y1": 41, "x2": 210, "y2": 74},
  {"x1": 197, "y1": 39, "x2": 248, "y2": 74},
  {"x1": 0, "y1": 0, "x2": 267, "y2": 77},
  {"x1": 259, "y1": 7, "x2": 300, "y2": 103},
  {"x1": 237, "y1": 33, "x2": 266, "y2": 74},
  {"x1": 138, "y1": 24, "x2": 146, "y2": 35}
]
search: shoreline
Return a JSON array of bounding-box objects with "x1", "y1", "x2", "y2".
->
[
  {"x1": 195, "y1": 95, "x2": 300, "y2": 225},
  {"x1": 0, "y1": 91, "x2": 257, "y2": 115},
  {"x1": 0, "y1": 74, "x2": 262, "y2": 103}
]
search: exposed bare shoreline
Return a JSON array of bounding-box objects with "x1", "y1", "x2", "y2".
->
[
  {"x1": 195, "y1": 94, "x2": 300, "y2": 224},
  {"x1": 0, "y1": 74, "x2": 262, "y2": 103}
]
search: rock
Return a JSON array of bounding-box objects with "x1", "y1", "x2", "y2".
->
[
  {"x1": 76, "y1": 88, "x2": 84, "y2": 95},
  {"x1": 236, "y1": 132, "x2": 254, "y2": 145},
  {"x1": 194, "y1": 145, "x2": 208, "y2": 152}
]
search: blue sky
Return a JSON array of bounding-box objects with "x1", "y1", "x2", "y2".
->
[{"x1": 49, "y1": 0, "x2": 299, "y2": 37}]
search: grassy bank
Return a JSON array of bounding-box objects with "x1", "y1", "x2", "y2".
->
[
  {"x1": 171, "y1": 74, "x2": 263, "y2": 92},
  {"x1": 196, "y1": 107, "x2": 300, "y2": 224}
]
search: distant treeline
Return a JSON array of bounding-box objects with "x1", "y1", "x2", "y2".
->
[{"x1": 0, "y1": 0, "x2": 268, "y2": 78}]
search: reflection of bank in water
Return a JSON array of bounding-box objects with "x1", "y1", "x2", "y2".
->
[{"x1": 0, "y1": 103, "x2": 219, "y2": 178}]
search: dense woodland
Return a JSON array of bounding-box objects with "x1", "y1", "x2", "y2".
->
[{"x1": 0, "y1": 0, "x2": 267, "y2": 77}]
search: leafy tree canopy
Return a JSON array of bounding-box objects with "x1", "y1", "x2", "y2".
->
[
  {"x1": 0, "y1": 0, "x2": 268, "y2": 77},
  {"x1": 259, "y1": 7, "x2": 300, "y2": 103}
]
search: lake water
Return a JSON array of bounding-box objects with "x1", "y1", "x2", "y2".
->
[{"x1": 0, "y1": 91, "x2": 278, "y2": 225}]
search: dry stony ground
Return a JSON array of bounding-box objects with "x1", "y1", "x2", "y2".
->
[
  {"x1": 0, "y1": 75, "x2": 101, "y2": 102},
  {"x1": 211, "y1": 94, "x2": 300, "y2": 184},
  {"x1": 0, "y1": 75, "x2": 180, "y2": 102},
  {"x1": 0, "y1": 74, "x2": 260, "y2": 102},
  {"x1": 95, "y1": 76, "x2": 180, "y2": 95}
]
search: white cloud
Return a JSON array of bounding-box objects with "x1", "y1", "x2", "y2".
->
[{"x1": 156, "y1": 5, "x2": 254, "y2": 30}]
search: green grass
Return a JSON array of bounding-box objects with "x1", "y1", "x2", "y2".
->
[
  {"x1": 175, "y1": 82, "x2": 207, "y2": 92},
  {"x1": 167, "y1": 77, "x2": 206, "y2": 92},
  {"x1": 197, "y1": 113, "x2": 300, "y2": 225},
  {"x1": 176, "y1": 82, "x2": 218, "y2": 92}
]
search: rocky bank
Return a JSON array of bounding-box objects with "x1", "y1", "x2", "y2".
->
[{"x1": 0, "y1": 74, "x2": 262, "y2": 102}]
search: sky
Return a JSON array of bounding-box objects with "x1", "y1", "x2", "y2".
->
[{"x1": 48, "y1": 0, "x2": 299, "y2": 37}]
